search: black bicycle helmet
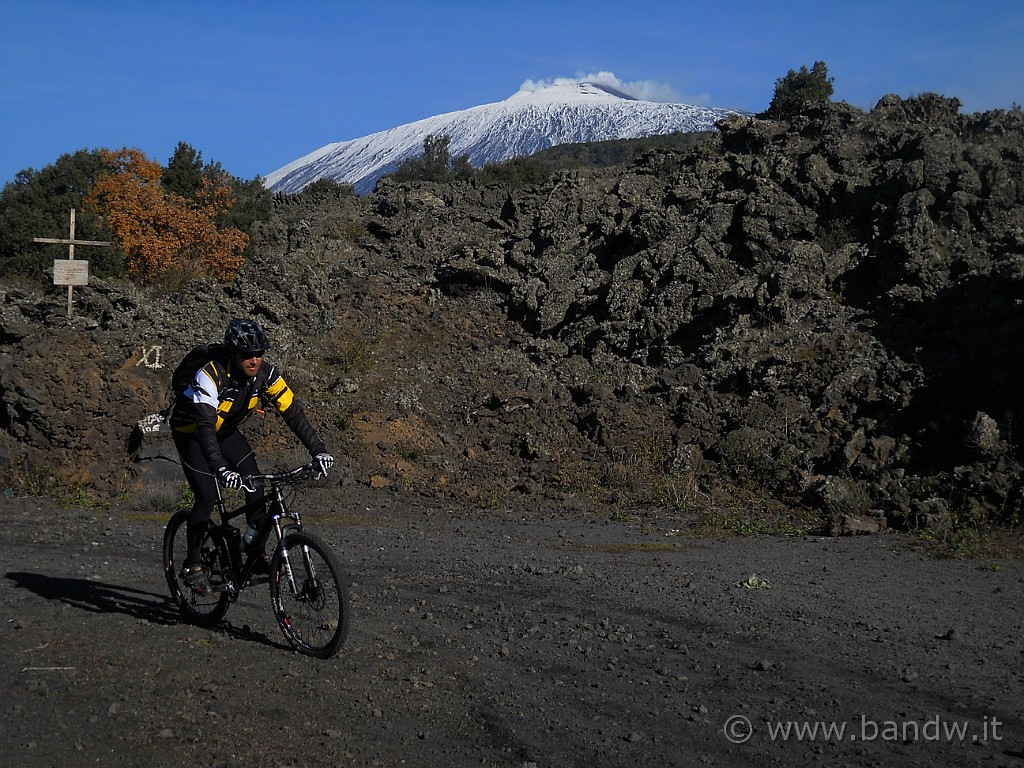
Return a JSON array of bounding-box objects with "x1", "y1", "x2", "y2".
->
[{"x1": 224, "y1": 318, "x2": 271, "y2": 353}]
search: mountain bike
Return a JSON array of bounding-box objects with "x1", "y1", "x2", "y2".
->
[{"x1": 162, "y1": 462, "x2": 350, "y2": 658}]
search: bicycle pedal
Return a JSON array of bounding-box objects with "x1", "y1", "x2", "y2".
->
[{"x1": 245, "y1": 576, "x2": 270, "y2": 586}]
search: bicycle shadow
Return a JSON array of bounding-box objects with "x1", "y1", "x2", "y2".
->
[
  {"x1": 7, "y1": 570, "x2": 179, "y2": 624},
  {"x1": 5, "y1": 571, "x2": 287, "y2": 651}
]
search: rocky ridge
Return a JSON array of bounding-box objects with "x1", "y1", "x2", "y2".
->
[{"x1": 2, "y1": 93, "x2": 1023, "y2": 537}]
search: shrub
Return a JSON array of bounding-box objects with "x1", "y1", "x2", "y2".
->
[{"x1": 762, "y1": 61, "x2": 835, "y2": 120}]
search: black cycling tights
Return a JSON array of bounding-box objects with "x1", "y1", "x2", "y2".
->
[{"x1": 173, "y1": 430, "x2": 261, "y2": 565}]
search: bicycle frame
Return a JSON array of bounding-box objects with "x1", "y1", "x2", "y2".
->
[{"x1": 209, "y1": 464, "x2": 313, "y2": 598}]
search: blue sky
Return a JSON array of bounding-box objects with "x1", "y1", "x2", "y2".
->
[{"x1": 2, "y1": 1, "x2": 1022, "y2": 185}]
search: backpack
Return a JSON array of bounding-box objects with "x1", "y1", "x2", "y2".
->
[{"x1": 165, "y1": 342, "x2": 227, "y2": 415}]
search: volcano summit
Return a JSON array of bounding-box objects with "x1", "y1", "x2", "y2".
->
[{"x1": 264, "y1": 81, "x2": 740, "y2": 194}]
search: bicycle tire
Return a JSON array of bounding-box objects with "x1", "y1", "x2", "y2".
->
[
  {"x1": 163, "y1": 510, "x2": 232, "y2": 626},
  {"x1": 270, "y1": 529, "x2": 350, "y2": 658}
]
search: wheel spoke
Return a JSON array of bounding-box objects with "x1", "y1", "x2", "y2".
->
[
  {"x1": 271, "y1": 530, "x2": 349, "y2": 658},
  {"x1": 162, "y1": 511, "x2": 231, "y2": 626}
]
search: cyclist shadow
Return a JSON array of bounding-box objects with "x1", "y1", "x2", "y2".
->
[
  {"x1": 5, "y1": 571, "x2": 288, "y2": 651},
  {"x1": 6, "y1": 570, "x2": 180, "y2": 624}
]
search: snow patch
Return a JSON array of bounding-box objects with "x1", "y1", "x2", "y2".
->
[{"x1": 265, "y1": 82, "x2": 740, "y2": 195}]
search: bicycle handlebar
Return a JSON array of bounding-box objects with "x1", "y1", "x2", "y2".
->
[{"x1": 236, "y1": 462, "x2": 323, "y2": 493}]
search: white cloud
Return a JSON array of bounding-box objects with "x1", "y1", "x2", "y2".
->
[{"x1": 519, "y1": 71, "x2": 683, "y2": 102}]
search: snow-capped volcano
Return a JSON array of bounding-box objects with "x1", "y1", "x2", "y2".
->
[{"x1": 264, "y1": 81, "x2": 740, "y2": 195}]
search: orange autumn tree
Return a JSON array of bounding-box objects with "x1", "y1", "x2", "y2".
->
[{"x1": 85, "y1": 148, "x2": 247, "y2": 283}]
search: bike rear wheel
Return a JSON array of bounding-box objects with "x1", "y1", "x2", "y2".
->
[
  {"x1": 163, "y1": 510, "x2": 232, "y2": 626},
  {"x1": 270, "y1": 529, "x2": 350, "y2": 658}
]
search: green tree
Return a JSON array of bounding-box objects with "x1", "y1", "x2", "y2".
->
[
  {"x1": 0, "y1": 149, "x2": 123, "y2": 279},
  {"x1": 420, "y1": 134, "x2": 452, "y2": 180},
  {"x1": 163, "y1": 141, "x2": 272, "y2": 241},
  {"x1": 162, "y1": 142, "x2": 206, "y2": 199},
  {"x1": 762, "y1": 61, "x2": 835, "y2": 120},
  {"x1": 390, "y1": 134, "x2": 474, "y2": 183},
  {"x1": 450, "y1": 153, "x2": 476, "y2": 181},
  {"x1": 225, "y1": 175, "x2": 273, "y2": 234}
]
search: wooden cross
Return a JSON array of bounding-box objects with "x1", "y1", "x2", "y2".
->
[{"x1": 34, "y1": 208, "x2": 110, "y2": 316}]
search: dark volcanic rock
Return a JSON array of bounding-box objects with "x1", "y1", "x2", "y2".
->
[{"x1": 3, "y1": 94, "x2": 1024, "y2": 533}]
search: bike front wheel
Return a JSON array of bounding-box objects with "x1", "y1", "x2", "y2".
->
[
  {"x1": 163, "y1": 510, "x2": 232, "y2": 626},
  {"x1": 270, "y1": 529, "x2": 350, "y2": 658}
]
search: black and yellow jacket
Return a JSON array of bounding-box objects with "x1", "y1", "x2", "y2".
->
[{"x1": 169, "y1": 353, "x2": 325, "y2": 470}]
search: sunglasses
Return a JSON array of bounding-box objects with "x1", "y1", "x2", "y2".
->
[{"x1": 239, "y1": 350, "x2": 266, "y2": 360}]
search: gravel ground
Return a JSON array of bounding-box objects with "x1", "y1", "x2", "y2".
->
[{"x1": 2, "y1": 489, "x2": 1023, "y2": 768}]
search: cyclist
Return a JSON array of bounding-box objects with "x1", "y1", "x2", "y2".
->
[{"x1": 169, "y1": 318, "x2": 333, "y2": 593}]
